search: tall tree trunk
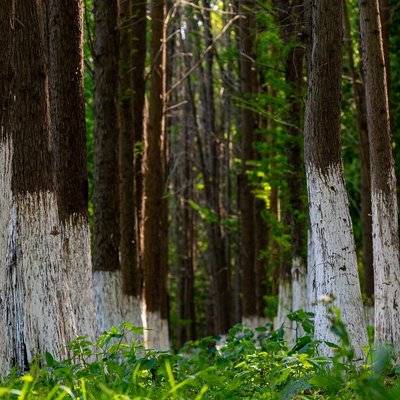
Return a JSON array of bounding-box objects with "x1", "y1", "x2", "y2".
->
[
  {"x1": 0, "y1": 0, "x2": 77, "y2": 373},
  {"x1": 238, "y1": 0, "x2": 257, "y2": 328},
  {"x1": 198, "y1": 1, "x2": 232, "y2": 334},
  {"x1": 142, "y1": 0, "x2": 170, "y2": 350},
  {"x1": 118, "y1": 0, "x2": 142, "y2": 328},
  {"x1": 48, "y1": 0, "x2": 97, "y2": 339},
  {"x1": 343, "y1": 0, "x2": 374, "y2": 310},
  {"x1": 93, "y1": 0, "x2": 124, "y2": 332},
  {"x1": 132, "y1": 0, "x2": 147, "y2": 267},
  {"x1": 359, "y1": 0, "x2": 400, "y2": 350},
  {"x1": 304, "y1": 0, "x2": 367, "y2": 359}
]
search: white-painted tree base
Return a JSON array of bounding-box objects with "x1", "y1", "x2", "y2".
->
[
  {"x1": 242, "y1": 316, "x2": 270, "y2": 330},
  {"x1": 93, "y1": 270, "x2": 143, "y2": 337},
  {"x1": 372, "y1": 191, "x2": 400, "y2": 350},
  {"x1": 307, "y1": 165, "x2": 367, "y2": 360},
  {"x1": 292, "y1": 256, "x2": 307, "y2": 339},
  {"x1": 307, "y1": 229, "x2": 316, "y2": 314},
  {"x1": 275, "y1": 279, "x2": 294, "y2": 344},
  {"x1": 364, "y1": 305, "x2": 374, "y2": 328},
  {"x1": 142, "y1": 309, "x2": 170, "y2": 351},
  {"x1": 62, "y1": 219, "x2": 96, "y2": 340}
]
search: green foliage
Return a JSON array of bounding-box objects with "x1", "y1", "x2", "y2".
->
[{"x1": 2, "y1": 318, "x2": 400, "y2": 399}]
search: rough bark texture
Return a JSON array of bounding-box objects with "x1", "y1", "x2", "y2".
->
[
  {"x1": 238, "y1": 0, "x2": 257, "y2": 322},
  {"x1": 142, "y1": 0, "x2": 170, "y2": 349},
  {"x1": 48, "y1": 0, "x2": 96, "y2": 340},
  {"x1": 359, "y1": 0, "x2": 400, "y2": 350},
  {"x1": 343, "y1": 0, "x2": 374, "y2": 300},
  {"x1": 119, "y1": 0, "x2": 141, "y2": 297},
  {"x1": 0, "y1": 0, "x2": 77, "y2": 373},
  {"x1": 131, "y1": 0, "x2": 147, "y2": 269},
  {"x1": 92, "y1": 0, "x2": 120, "y2": 272},
  {"x1": 304, "y1": 0, "x2": 367, "y2": 359}
]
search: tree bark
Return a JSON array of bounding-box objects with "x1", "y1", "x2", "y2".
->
[
  {"x1": 142, "y1": 0, "x2": 170, "y2": 350},
  {"x1": 92, "y1": 0, "x2": 125, "y2": 332},
  {"x1": 131, "y1": 0, "x2": 147, "y2": 268},
  {"x1": 343, "y1": 0, "x2": 374, "y2": 303},
  {"x1": 238, "y1": 0, "x2": 258, "y2": 327},
  {"x1": 359, "y1": 0, "x2": 400, "y2": 350},
  {"x1": 304, "y1": 0, "x2": 367, "y2": 359},
  {"x1": 118, "y1": 0, "x2": 143, "y2": 328},
  {"x1": 48, "y1": 0, "x2": 97, "y2": 339},
  {"x1": 0, "y1": 0, "x2": 77, "y2": 373}
]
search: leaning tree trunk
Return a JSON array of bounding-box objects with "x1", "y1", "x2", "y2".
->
[
  {"x1": 118, "y1": 0, "x2": 142, "y2": 329},
  {"x1": 93, "y1": 0, "x2": 126, "y2": 333},
  {"x1": 142, "y1": 0, "x2": 170, "y2": 350},
  {"x1": 48, "y1": 0, "x2": 97, "y2": 340},
  {"x1": 0, "y1": 0, "x2": 77, "y2": 374},
  {"x1": 359, "y1": 0, "x2": 400, "y2": 351},
  {"x1": 304, "y1": 0, "x2": 367, "y2": 359}
]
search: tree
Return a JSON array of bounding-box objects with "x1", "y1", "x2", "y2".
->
[
  {"x1": 131, "y1": 0, "x2": 148, "y2": 267},
  {"x1": 118, "y1": 0, "x2": 142, "y2": 327},
  {"x1": 48, "y1": 0, "x2": 97, "y2": 340},
  {"x1": 142, "y1": 0, "x2": 170, "y2": 350},
  {"x1": 304, "y1": 0, "x2": 367, "y2": 358},
  {"x1": 359, "y1": 0, "x2": 400, "y2": 350},
  {"x1": 343, "y1": 0, "x2": 374, "y2": 317},
  {"x1": 92, "y1": 0, "x2": 125, "y2": 332},
  {"x1": 0, "y1": 0, "x2": 77, "y2": 373},
  {"x1": 238, "y1": 0, "x2": 257, "y2": 327}
]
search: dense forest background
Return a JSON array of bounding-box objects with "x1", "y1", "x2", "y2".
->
[{"x1": 82, "y1": 0, "x2": 400, "y2": 348}]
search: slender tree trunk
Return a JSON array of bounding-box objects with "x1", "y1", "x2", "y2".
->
[
  {"x1": 238, "y1": 0, "x2": 258, "y2": 328},
  {"x1": 48, "y1": 0, "x2": 97, "y2": 339},
  {"x1": 199, "y1": 2, "x2": 232, "y2": 334},
  {"x1": 118, "y1": 0, "x2": 142, "y2": 328},
  {"x1": 359, "y1": 0, "x2": 400, "y2": 350},
  {"x1": 142, "y1": 0, "x2": 170, "y2": 350},
  {"x1": 0, "y1": 0, "x2": 77, "y2": 373},
  {"x1": 132, "y1": 0, "x2": 147, "y2": 267},
  {"x1": 93, "y1": 0, "x2": 125, "y2": 332},
  {"x1": 304, "y1": 0, "x2": 367, "y2": 359},
  {"x1": 343, "y1": 0, "x2": 374, "y2": 309}
]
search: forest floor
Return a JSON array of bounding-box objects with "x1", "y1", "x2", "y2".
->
[{"x1": 1, "y1": 316, "x2": 400, "y2": 399}]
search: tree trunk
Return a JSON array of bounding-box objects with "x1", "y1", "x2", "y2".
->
[
  {"x1": 343, "y1": 0, "x2": 374, "y2": 306},
  {"x1": 48, "y1": 0, "x2": 97, "y2": 339},
  {"x1": 142, "y1": 0, "x2": 170, "y2": 350},
  {"x1": 238, "y1": 0, "x2": 257, "y2": 328},
  {"x1": 118, "y1": 0, "x2": 143, "y2": 328},
  {"x1": 304, "y1": 0, "x2": 367, "y2": 359},
  {"x1": 359, "y1": 0, "x2": 400, "y2": 350},
  {"x1": 131, "y1": 0, "x2": 147, "y2": 268},
  {"x1": 0, "y1": 0, "x2": 77, "y2": 373},
  {"x1": 93, "y1": 0, "x2": 124, "y2": 332}
]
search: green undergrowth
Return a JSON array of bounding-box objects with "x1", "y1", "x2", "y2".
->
[{"x1": 1, "y1": 312, "x2": 400, "y2": 399}]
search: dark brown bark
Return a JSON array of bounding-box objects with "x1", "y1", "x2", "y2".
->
[
  {"x1": 92, "y1": 0, "x2": 120, "y2": 272},
  {"x1": 12, "y1": 2, "x2": 54, "y2": 195},
  {"x1": 119, "y1": 0, "x2": 140, "y2": 296},
  {"x1": 48, "y1": 0, "x2": 89, "y2": 224},
  {"x1": 142, "y1": 0, "x2": 166, "y2": 313},
  {"x1": 132, "y1": 0, "x2": 147, "y2": 266},
  {"x1": 359, "y1": 0, "x2": 393, "y2": 196},
  {"x1": 238, "y1": 0, "x2": 257, "y2": 320},
  {"x1": 304, "y1": 1, "x2": 343, "y2": 170},
  {"x1": 343, "y1": 0, "x2": 373, "y2": 299}
]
